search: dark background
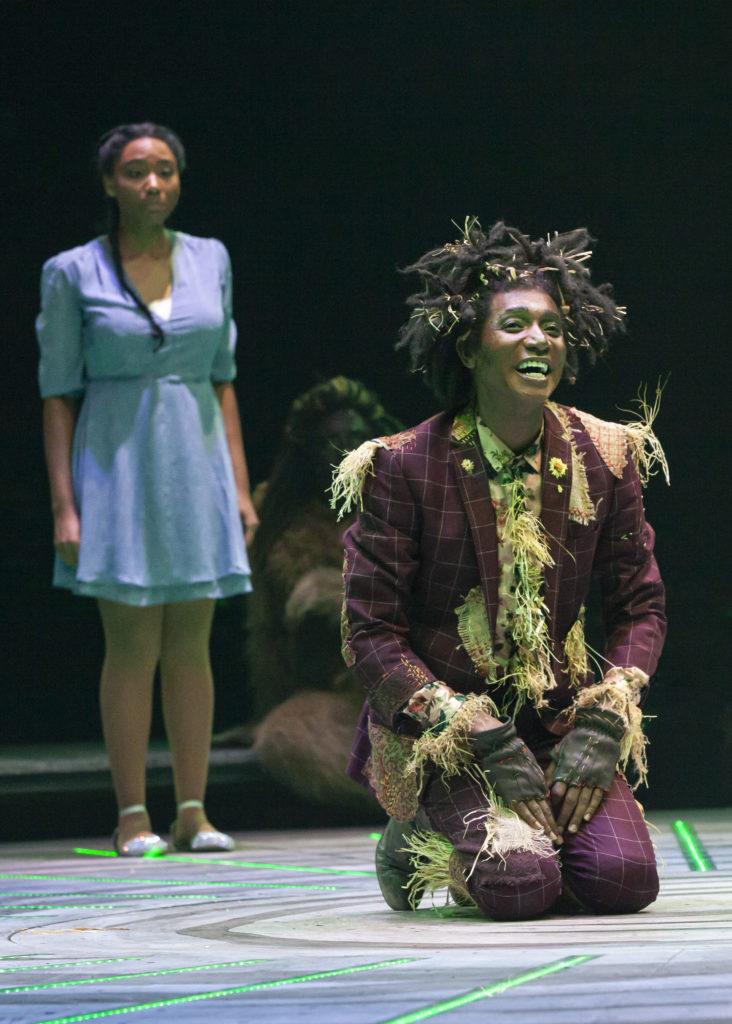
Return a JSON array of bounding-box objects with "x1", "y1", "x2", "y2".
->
[{"x1": 1, "y1": 1, "x2": 729, "y2": 807}]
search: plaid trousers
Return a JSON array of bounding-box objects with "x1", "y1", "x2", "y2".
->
[{"x1": 420, "y1": 765, "x2": 659, "y2": 921}]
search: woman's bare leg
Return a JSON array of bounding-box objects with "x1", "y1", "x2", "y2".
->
[
  {"x1": 97, "y1": 599, "x2": 163, "y2": 844},
  {"x1": 159, "y1": 599, "x2": 217, "y2": 838}
]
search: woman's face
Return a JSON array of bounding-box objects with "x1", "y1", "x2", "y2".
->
[
  {"x1": 459, "y1": 287, "x2": 567, "y2": 412},
  {"x1": 103, "y1": 136, "x2": 180, "y2": 231}
]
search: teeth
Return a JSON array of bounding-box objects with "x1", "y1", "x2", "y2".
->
[{"x1": 517, "y1": 360, "x2": 549, "y2": 375}]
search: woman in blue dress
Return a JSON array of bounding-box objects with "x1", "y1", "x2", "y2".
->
[{"x1": 37, "y1": 123, "x2": 259, "y2": 855}]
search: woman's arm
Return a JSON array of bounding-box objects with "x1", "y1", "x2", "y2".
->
[
  {"x1": 42, "y1": 395, "x2": 81, "y2": 566},
  {"x1": 214, "y1": 381, "x2": 259, "y2": 547}
]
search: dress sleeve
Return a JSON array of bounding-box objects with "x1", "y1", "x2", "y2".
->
[
  {"x1": 210, "y1": 242, "x2": 237, "y2": 383},
  {"x1": 36, "y1": 256, "x2": 86, "y2": 399}
]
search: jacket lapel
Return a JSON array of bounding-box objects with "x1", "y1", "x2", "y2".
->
[
  {"x1": 449, "y1": 409, "x2": 500, "y2": 632},
  {"x1": 540, "y1": 405, "x2": 573, "y2": 626}
]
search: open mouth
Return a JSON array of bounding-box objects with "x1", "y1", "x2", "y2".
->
[{"x1": 516, "y1": 359, "x2": 551, "y2": 380}]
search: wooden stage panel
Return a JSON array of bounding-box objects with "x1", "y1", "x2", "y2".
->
[{"x1": 0, "y1": 809, "x2": 730, "y2": 1023}]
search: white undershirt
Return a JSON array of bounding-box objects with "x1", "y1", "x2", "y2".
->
[{"x1": 148, "y1": 296, "x2": 172, "y2": 321}]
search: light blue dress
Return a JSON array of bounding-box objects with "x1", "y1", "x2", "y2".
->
[{"x1": 36, "y1": 231, "x2": 252, "y2": 605}]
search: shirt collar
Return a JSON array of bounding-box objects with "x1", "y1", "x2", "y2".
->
[{"x1": 476, "y1": 417, "x2": 544, "y2": 476}]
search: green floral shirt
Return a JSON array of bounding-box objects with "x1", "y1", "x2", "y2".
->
[{"x1": 475, "y1": 417, "x2": 543, "y2": 671}]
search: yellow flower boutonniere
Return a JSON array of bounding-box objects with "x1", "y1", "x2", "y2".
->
[
  {"x1": 549, "y1": 457, "x2": 567, "y2": 492},
  {"x1": 461, "y1": 458, "x2": 475, "y2": 475}
]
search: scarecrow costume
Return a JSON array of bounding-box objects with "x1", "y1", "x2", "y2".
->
[{"x1": 331, "y1": 219, "x2": 668, "y2": 920}]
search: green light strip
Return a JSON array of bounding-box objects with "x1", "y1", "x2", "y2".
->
[
  {"x1": 0, "y1": 892, "x2": 220, "y2": 901},
  {"x1": 0, "y1": 873, "x2": 335, "y2": 892},
  {"x1": 26, "y1": 958, "x2": 416, "y2": 1023},
  {"x1": 379, "y1": 955, "x2": 595, "y2": 1023},
  {"x1": 672, "y1": 820, "x2": 715, "y2": 871},
  {"x1": 76, "y1": 848, "x2": 376, "y2": 877},
  {"x1": 0, "y1": 959, "x2": 143, "y2": 974},
  {"x1": 164, "y1": 855, "x2": 376, "y2": 876},
  {"x1": 0, "y1": 959, "x2": 263, "y2": 995}
]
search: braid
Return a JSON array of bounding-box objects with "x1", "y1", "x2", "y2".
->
[{"x1": 106, "y1": 199, "x2": 165, "y2": 349}]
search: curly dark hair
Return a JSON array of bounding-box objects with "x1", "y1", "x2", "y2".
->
[
  {"x1": 251, "y1": 377, "x2": 402, "y2": 572},
  {"x1": 396, "y1": 218, "x2": 627, "y2": 409},
  {"x1": 95, "y1": 123, "x2": 186, "y2": 348}
]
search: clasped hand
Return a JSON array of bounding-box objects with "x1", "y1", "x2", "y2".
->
[
  {"x1": 506, "y1": 767, "x2": 605, "y2": 844},
  {"x1": 470, "y1": 713, "x2": 607, "y2": 844}
]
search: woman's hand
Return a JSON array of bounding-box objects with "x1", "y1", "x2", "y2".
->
[
  {"x1": 215, "y1": 382, "x2": 258, "y2": 548},
  {"x1": 544, "y1": 761, "x2": 605, "y2": 837},
  {"x1": 238, "y1": 497, "x2": 259, "y2": 548},
  {"x1": 53, "y1": 506, "x2": 81, "y2": 566}
]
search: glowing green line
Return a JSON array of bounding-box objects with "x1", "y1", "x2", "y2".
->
[
  {"x1": 379, "y1": 955, "x2": 595, "y2": 1023},
  {"x1": 0, "y1": 892, "x2": 220, "y2": 901},
  {"x1": 75, "y1": 848, "x2": 376, "y2": 876},
  {"x1": 25, "y1": 958, "x2": 416, "y2": 1023},
  {"x1": 369, "y1": 833, "x2": 383, "y2": 840},
  {"x1": 164, "y1": 854, "x2": 376, "y2": 876},
  {"x1": 0, "y1": 873, "x2": 335, "y2": 891},
  {"x1": 0, "y1": 959, "x2": 262, "y2": 994},
  {"x1": 0, "y1": 959, "x2": 143, "y2": 973},
  {"x1": 672, "y1": 820, "x2": 715, "y2": 871}
]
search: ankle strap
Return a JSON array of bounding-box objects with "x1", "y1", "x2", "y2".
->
[
  {"x1": 118, "y1": 804, "x2": 147, "y2": 817},
  {"x1": 177, "y1": 799, "x2": 204, "y2": 811}
]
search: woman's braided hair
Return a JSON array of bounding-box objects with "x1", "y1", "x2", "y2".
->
[{"x1": 396, "y1": 218, "x2": 626, "y2": 408}]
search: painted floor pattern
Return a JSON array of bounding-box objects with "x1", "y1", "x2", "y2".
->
[{"x1": 0, "y1": 807, "x2": 730, "y2": 1024}]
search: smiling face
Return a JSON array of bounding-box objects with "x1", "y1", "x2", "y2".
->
[
  {"x1": 103, "y1": 136, "x2": 180, "y2": 232},
  {"x1": 459, "y1": 287, "x2": 566, "y2": 435}
]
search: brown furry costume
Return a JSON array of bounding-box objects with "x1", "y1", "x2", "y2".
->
[{"x1": 230, "y1": 378, "x2": 401, "y2": 811}]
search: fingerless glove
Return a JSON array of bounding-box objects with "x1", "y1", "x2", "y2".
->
[
  {"x1": 470, "y1": 718, "x2": 548, "y2": 803},
  {"x1": 549, "y1": 706, "x2": 625, "y2": 791}
]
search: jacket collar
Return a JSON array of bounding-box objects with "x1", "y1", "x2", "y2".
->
[
  {"x1": 476, "y1": 417, "x2": 543, "y2": 479},
  {"x1": 538, "y1": 404, "x2": 573, "y2": 627}
]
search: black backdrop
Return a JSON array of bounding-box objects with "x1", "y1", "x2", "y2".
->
[{"x1": 2, "y1": 1, "x2": 729, "y2": 807}]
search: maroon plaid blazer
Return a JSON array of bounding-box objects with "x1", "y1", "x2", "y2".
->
[{"x1": 342, "y1": 403, "x2": 666, "y2": 774}]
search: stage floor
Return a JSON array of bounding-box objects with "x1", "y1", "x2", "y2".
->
[{"x1": 1, "y1": 808, "x2": 730, "y2": 1024}]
